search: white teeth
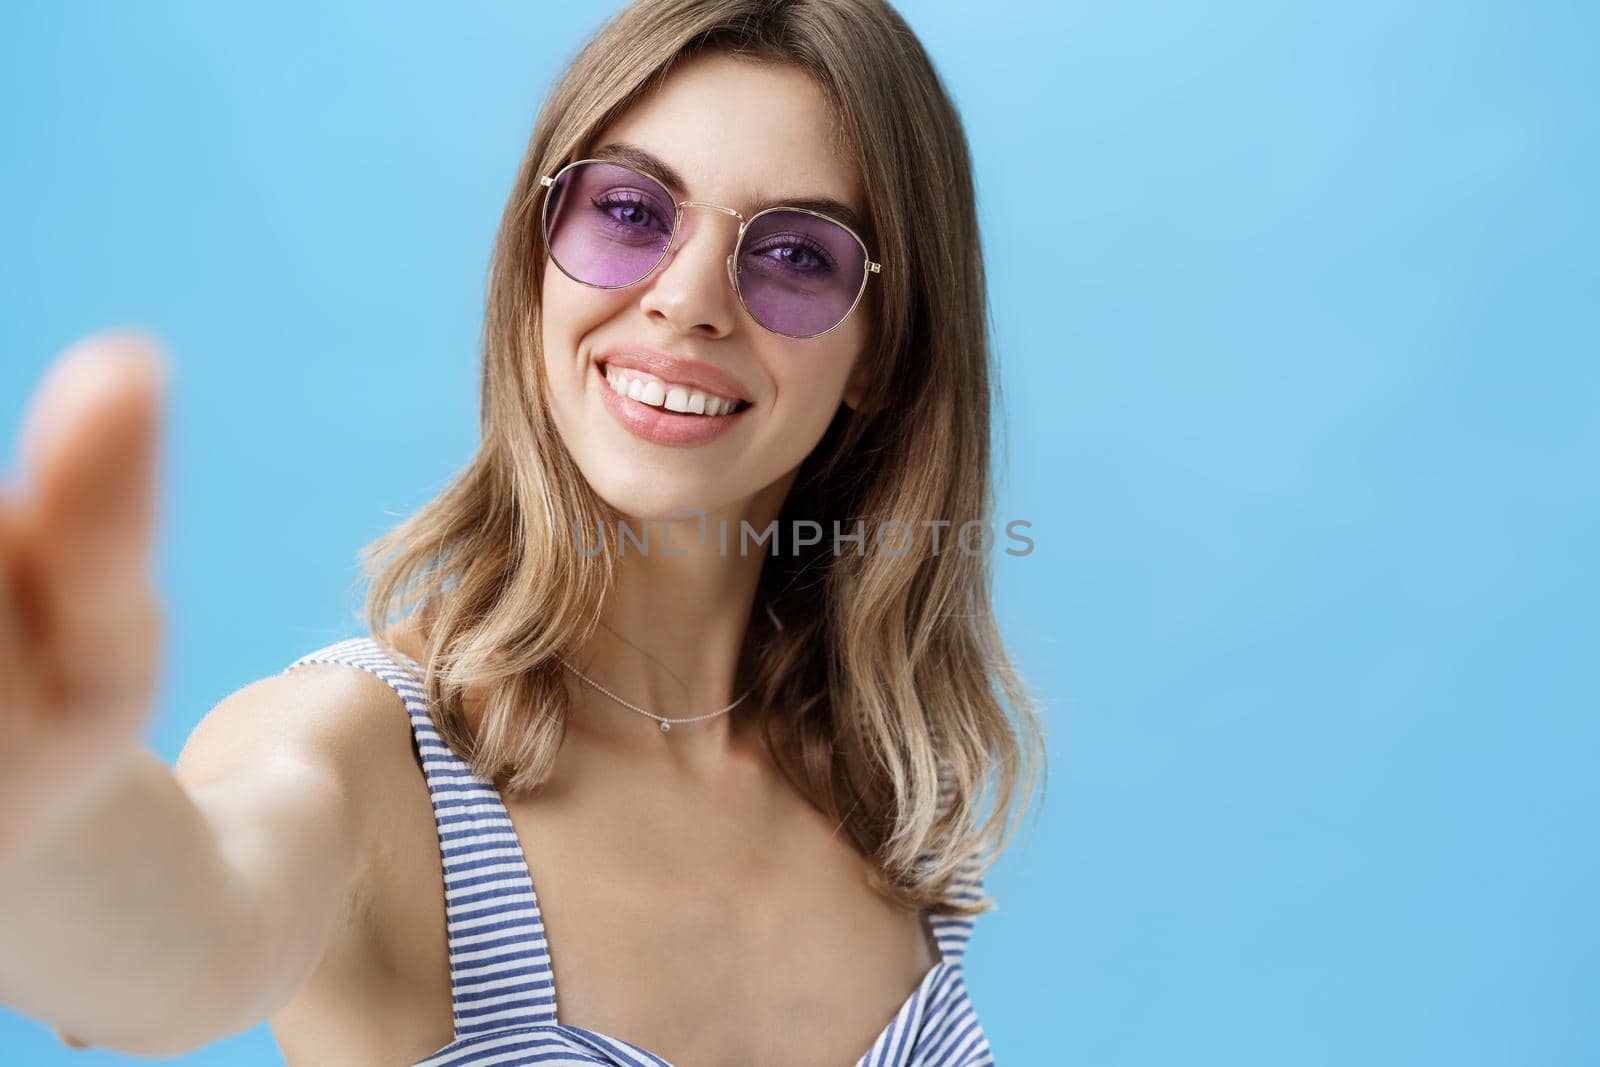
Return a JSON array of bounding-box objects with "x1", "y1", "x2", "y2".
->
[{"x1": 604, "y1": 365, "x2": 742, "y2": 417}]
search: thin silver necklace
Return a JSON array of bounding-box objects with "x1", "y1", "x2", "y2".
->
[{"x1": 556, "y1": 657, "x2": 754, "y2": 732}]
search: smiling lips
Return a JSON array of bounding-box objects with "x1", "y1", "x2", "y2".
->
[
  {"x1": 603, "y1": 364, "x2": 748, "y2": 416},
  {"x1": 593, "y1": 360, "x2": 751, "y2": 446}
]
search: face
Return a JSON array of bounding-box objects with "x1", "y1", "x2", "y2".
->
[{"x1": 539, "y1": 52, "x2": 873, "y2": 524}]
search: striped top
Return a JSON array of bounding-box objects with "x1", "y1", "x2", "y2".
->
[{"x1": 284, "y1": 636, "x2": 995, "y2": 1066}]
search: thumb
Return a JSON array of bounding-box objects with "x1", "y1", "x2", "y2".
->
[{"x1": 15, "y1": 331, "x2": 168, "y2": 596}]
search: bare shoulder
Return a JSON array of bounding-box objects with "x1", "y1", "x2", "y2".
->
[
  {"x1": 140, "y1": 649, "x2": 435, "y2": 1033},
  {"x1": 173, "y1": 651, "x2": 422, "y2": 849}
]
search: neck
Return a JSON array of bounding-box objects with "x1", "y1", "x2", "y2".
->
[{"x1": 560, "y1": 472, "x2": 794, "y2": 768}]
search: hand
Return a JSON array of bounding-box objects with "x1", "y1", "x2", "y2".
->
[{"x1": 0, "y1": 331, "x2": 168, "y2": 859}]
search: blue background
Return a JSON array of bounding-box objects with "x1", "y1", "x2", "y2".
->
[{"x1": 3, "y1": 1, "x2": 1596, "y2": 1063}]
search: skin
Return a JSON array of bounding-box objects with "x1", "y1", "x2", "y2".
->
[
  {"x1": 537, "y1": 50, "x2": 873, "y2": 773},
  {"x1": 0, "y1": 54, "x2": 937, "y2": 1067}
]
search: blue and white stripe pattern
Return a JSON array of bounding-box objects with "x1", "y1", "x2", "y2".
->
[{"x1": 285, "y1": 636, "x2": 995, "y2": 1066}]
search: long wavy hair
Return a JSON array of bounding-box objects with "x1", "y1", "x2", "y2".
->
[{"x1": 359, "y1": 0, "x2": 1046, "y2": 915}]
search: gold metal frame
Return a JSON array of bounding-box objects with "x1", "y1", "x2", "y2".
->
[{"x1": 537, "y1": 157, "x2": 882, "y2": 340}]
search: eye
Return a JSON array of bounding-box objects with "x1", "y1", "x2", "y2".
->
[
  {"x1": 591, "y1": 191, "x2": 672, "y2": 237},
  {"x1": 747, "y1": 233, "x2": 837, "y2": 275}
]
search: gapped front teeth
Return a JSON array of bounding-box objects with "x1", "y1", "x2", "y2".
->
[{"x1": 606, "y1": 367, "x2": 742, "y2": 416}]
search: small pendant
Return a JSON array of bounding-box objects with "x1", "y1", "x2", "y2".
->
[{"x1": 660, "y1": 720, "x2": 672, "y2": 732}]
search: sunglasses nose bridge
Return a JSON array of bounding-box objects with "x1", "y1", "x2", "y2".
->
[
  {"x1": 677, "y1": 199, "x2": 745, "y2": 222},
  {"x1": 665, "y1": 200, "x2": 745, "y2": 296},
  {"x1": 671, "y1": 200, "x2": 744, "y2": 248}
]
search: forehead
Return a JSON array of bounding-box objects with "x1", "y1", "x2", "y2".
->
[{"x1": 585, "y1": 52, "x2": 864, "y2": 226}]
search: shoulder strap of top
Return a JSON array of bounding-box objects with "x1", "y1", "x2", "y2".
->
[
  {"x1": 925, "y1": 851, "x2": 987, "y2": 967},
  {"x1": 920, "y1": 755, "x2": 992, "y2": 968},
  {"x1": 281, "y1": 636, "x2": 561, "y2": 1036}
]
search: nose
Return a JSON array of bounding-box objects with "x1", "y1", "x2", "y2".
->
[{"x1": 639, "y1": 205, "x2": 742, "y2": 339}]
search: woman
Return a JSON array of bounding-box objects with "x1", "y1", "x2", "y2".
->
[{"x1": 0, "y1": 1, "x2": 1044, "y2": 1064}]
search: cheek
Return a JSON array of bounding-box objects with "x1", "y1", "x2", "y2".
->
[
  {"x1": 540, "y1": 267, "x2": 628, "y2": 367},
  {"x1": 790, "y1": 317, "x2": 866, "y2": 401},
  {"x1": 542, "y1": 265, "x2": 606, "y2": 334},
  {"x1": 763, "y1": 333, "x2": 863, "y2": 438},
  {"x1": 538, "y1": 272, "x2": 622, "y2": 436}
]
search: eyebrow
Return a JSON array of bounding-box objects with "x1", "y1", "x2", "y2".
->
[{"x1": 591, "y1": 141, "x2": 871, "y2": 241}]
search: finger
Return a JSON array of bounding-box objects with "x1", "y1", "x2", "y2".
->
[
  {"x1": 17, "y1": 331, "x2": 168, "y2": 588},
  {"x1": 0, "y1": 493, "x2": 31, "y2": 717},
  {"x1": 56, "y1": 1027, "x2": 92, "y2": 1050},
  {"x1": 13, "y1": 333, "x2": 167, "y2": 707}
]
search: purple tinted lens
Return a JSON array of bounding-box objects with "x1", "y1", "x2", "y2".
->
[
  {"x1": 736, "y1": 210, "x2": 868, "y2": 337},
  {"x1": 544, "y1": 161, "x2": 676, "y2": 287}
]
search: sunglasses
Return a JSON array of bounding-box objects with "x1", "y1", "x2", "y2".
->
[{"x1": 537, "y1": 158, "x2": 882, "y2": 339}]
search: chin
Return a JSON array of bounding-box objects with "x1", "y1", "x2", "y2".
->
[{"x1": 583, "y1": 470, "x2": 732, "y2": 527}]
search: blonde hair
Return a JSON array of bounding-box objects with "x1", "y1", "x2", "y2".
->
[{"x1": 360, "y1": 0, "x2": 1046, "y2": 915}]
